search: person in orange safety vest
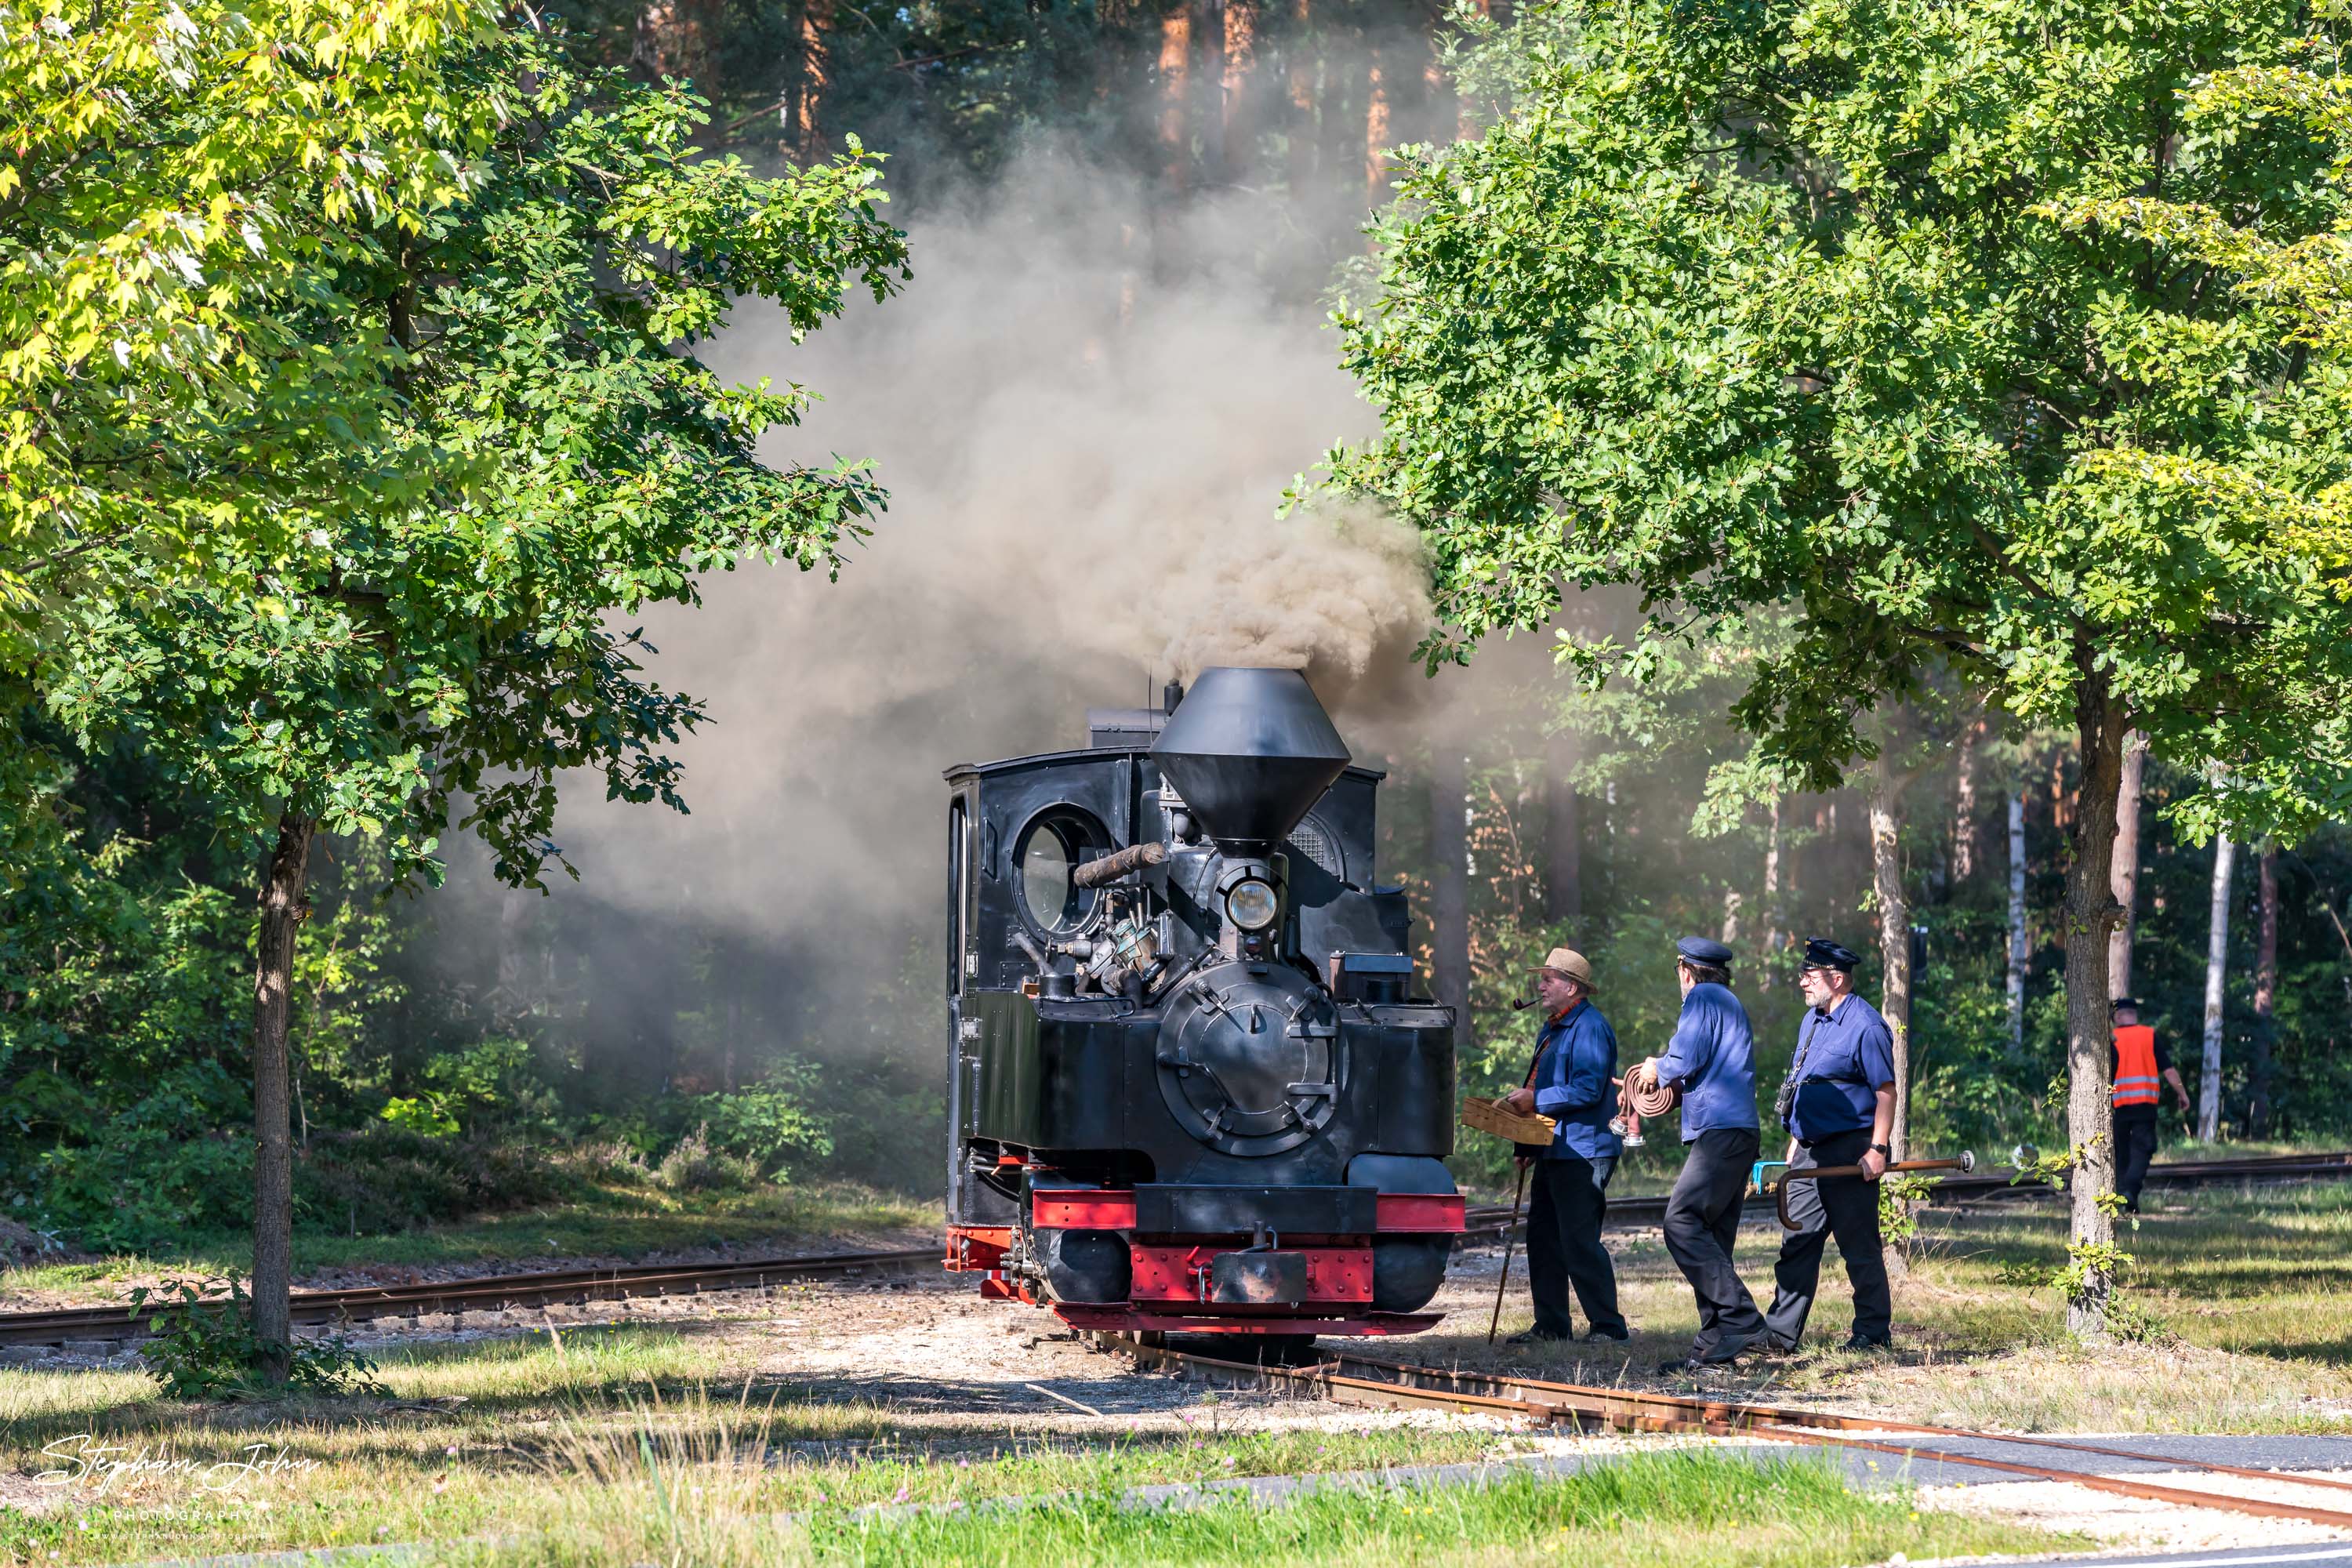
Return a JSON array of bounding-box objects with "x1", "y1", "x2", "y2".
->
[{"x1": 2111, "y1": 998, "x2": 2193, "y2": 1213}]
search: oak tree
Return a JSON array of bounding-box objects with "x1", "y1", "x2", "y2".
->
[
  {"x1": 40, "y1": 24, "x2": 907, "y2": 1373},
  {"x1": 1327, "y1": 0, "x2": 2352, "y2": 1332}
]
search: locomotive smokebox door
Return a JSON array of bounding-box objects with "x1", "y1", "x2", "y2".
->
[{"x1": 1210, "y1": 1250, "x2": 1309, "y2": 1306}]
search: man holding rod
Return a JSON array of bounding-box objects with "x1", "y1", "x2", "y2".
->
[
  {"x1": 1763, "y1": 937, "x2": 1899, "y2": 1353},
  {"x1": 1626, "y1": 936, "x2": 1766, "y2": 1371}
]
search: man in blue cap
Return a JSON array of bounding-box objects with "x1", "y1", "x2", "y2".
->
[
  {"x1": 1626, "y1": 936, "x2": 1765, "y2": 1371},
  {"x1": 1501, "y1": 946, "x2": 1628, "y2": 1344},
  {"x1": 1764, "y1": 937, "x2": 1899, "y2": 1352}
]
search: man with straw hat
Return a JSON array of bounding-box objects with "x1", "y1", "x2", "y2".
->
[{"x1": 1501, "y1": 946, "x2": 1629, "y2": 1343}]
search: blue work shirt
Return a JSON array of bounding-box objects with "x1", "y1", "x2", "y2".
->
[
  {"x1": 1783, "y1": 993, "x2": 1897, "y2": 1144},
  {"x1": 1530, "y1": 999, "x2": 1621, "y2": 1160},
  {"x1": 1653, "y1": 982, "x2": 1759, "y2": 1140}
]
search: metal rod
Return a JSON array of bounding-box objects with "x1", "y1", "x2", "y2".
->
[
  {"x1": 1774, "y1": 1152, "x2": 1975, "y2": 1230},
  {"x1": 1489, "y1": 1159, "x2": 1530, "y2": 1344}
]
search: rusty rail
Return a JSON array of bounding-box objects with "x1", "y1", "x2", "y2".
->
[{"x1": 1107, "y1": 1334, "x2": 2352, "y2": 1530}]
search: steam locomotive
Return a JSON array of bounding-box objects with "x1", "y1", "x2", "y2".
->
[{"x1": 941, "y1": 666, "x2": 1463, "y2": 1341}]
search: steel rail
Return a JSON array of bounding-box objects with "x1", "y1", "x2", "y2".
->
[
  {"x1": 1460, "y1": 1149, "x2": 2352, "y2": 1233},
  {"x1": 0, "y1": 1247, "x2": 942, "y2": 1348},
  {"x1": 1107, "y1": 1334, "x2": 2352, "y2": 1530}
]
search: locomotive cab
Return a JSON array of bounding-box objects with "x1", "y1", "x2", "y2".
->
[{"x1": 942, "y1": 667, "x2": 1464, "y2": 1339}]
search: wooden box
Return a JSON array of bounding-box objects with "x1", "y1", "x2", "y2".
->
[{"x1": 1461, "y1": 1095, "x2": 1558, "y2": 1149}]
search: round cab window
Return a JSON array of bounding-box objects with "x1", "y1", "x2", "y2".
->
[{"x1": 1014, "y1": 808, "x2": 1107, "y2": 937}]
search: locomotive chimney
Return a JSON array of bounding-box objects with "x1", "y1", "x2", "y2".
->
[{"x1": 1149, "y1": 666, "x2": 1349, "y2": 858}]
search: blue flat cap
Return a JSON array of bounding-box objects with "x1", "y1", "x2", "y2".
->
[
  {"x1": 1802, "y1": 936, "x2": 1862, "y2": 972},
  {"x1": 1675, "y1": 935, "x2": 1734, "y2": 967}
]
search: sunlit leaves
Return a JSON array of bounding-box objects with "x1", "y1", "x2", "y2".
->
[
  {"x1": 1328, "y1": 0, "x2": 2352, "y2": 841},
  {"x1": 38, "y1": 25, "x2": 909, "y2": 890}
]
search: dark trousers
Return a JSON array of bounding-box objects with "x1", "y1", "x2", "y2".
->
[
  {"x1": 1764, "y1": 1128, "x2": 1891, "y2": 1348},
  {"x1": 1526, "y1": 1154, "x2": 1624, "y2": 1338},
  {"x1": 2116, "y1": 1112, "x2": 2160, "y2": 1211},
  {"x1": 1661, "y1": 1127, "x2": 1763, "y2": 1358}
]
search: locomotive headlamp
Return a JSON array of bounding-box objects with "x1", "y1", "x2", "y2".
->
[{"x1": 1224, "y1": 877, "x2": 1279, "y2": 932}]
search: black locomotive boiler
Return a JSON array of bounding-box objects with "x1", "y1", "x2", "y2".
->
[{"x1": 941, "y1": 666, "x2": 1463, "y2": 1340}]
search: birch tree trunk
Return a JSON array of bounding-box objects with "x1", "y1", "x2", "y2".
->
[
  {"x1": 1431, "y1": 750, "x2": 1472, "y2": 1033},
  {"x1": 1545, "y1": 732, "x2": 1581, "y2": 927},
  {"x1": 1870, "y1": 754, "x2": 1911, "y2": 1162},
  {"x1": 2007, "y1": 789, "x2": 2027, "y2": 1058},
  {"x1": 1952, "y1": 720, "x2": 1979, "y2": 884},
  {"x1": 2199, "y1": 834, "x2": 2237, "y2": 1143},
  {"x1": 252, "y1": 809, "x2": 317, "y2": 1385},
  {"x1": 2107, "y1": 732, "x2": 2148, "y2": 1001},
  {"x1": 2062, "y1": 674, "x2": 2129, "y2": 1339},
  {"x1": 2250, "y1": 848, "x2": 2278, "y2": 1138}
]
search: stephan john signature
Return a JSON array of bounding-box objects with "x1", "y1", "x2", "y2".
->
[{"x1": 36, "y1": 1434, "x2": 321, "y2": 1494}]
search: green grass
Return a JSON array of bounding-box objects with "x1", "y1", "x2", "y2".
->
[
  {"x1": 1452, "y1": 1177, "x2": 2352, "y2": 1433},
  {"x1": 0, "y1": 1178, "x2": 931, "y2": 1302},
  {"x1": 0, "y1": 1327, "x2": 1521, "y2": 1566},
  {"x1": 473, "y1": 1449, "x2": 2069, "y2": 1568}
]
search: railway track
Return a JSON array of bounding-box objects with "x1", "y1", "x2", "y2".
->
[
  {"x1": 1463, "y1": 1148, "x2": 2352, "y2": 1233},
  {"x1": 1110, "y1": 1334, "x2": 2352, "y2": 1531},
  {"x1": 0, "y1": 1247, "x2": 940, "y2": 1349},
  {"x1": 4, "y1": 1149, "x2": 2343, "y2": 1351}
]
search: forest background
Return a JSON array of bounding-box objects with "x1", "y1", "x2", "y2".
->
[{"x1": 6, "y1": 0, "x2": 2349, "y2": 1258}]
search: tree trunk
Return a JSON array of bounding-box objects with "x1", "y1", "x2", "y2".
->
[
  {"x1": 2006, "y1": 789, "x2": 2027, "y2": 1058},
  {"x1": 1159, "y1": 9, "x2": 1191, "y2": 189},
  {"x1": 2199, "y1": 833, "x2": 2236, "y2": 1143},
  {"x1": 251, "y1": 808, "x2": 317, "y2": 1384},
  {"x1": 2107, "y1": 732, "x2": 2148, "y2": 1001},
  {"x1": 2250, "y1": 847, "x2": 2278, "y2": 1138},
  {"x1": 2061, "y1": 678, "x2": 2129, "y2": 1339},
  {"x1": 1951, "y1": 720, "x2": 1979, "y2": 884},
  {"x1": 1761, "y1": 795, "x2": 1783, "y2": 979},
  {"x1": 1545, "y1": 732, "x2": 1581, "y2": 927},
  {"x1": 1431, "y1": 750, "x2": 1472, "y2": 1033},
  {"x1": 1870, "y1": 754, "x2": 1911, "y2": 1162}
]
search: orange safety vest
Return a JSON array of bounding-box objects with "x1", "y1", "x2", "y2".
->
[{"x1": 2113, "y1": 1024, "x2": 2161, "y2": 1108}]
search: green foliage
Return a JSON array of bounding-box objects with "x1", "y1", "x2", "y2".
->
[
  {"x1": 681, "y1": 1069, "x2": 834, "y2": 1178},
  {"x1": 1878, "y1": 1171, "x2": 1938, "y2": 1250},
  {"x1": 1326, "y1": 0, "x2": 2352, "y2": 840},
  {"x1": 42, "y1": 23, "x2": 909, "y2": 892},
  {"x1": 129, "y1": 1276, "x2": 387, "y2": 1399},
  {"x1": 296, "y1": 1127, "x2": 572, "y2": 1234},
  {"x1": 0, "y1": 0, "x2": 504, "y2": 657}
]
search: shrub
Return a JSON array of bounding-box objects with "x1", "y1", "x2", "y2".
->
[
  {"x1": 295, "y1": 1125, "x2": 573, "y2": 1234},
  {"x1": 679, "y1": 1068, "x2": 833, "y2": 1178},
  {"x1": 132, "y1": 1275, "x2": 385, "y2": 1399},
  {"x1": 652, "y1": 1127, "x2": 757, "y2": 1193}
]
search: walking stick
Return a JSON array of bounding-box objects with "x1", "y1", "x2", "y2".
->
[{"x1": 1488, "y1": 1157, "x2": 1530, "y2": 1345}]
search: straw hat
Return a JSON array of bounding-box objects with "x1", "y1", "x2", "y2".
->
[{"x1": 1531, "y1": 946, "x2": 1595, "y2": 990}]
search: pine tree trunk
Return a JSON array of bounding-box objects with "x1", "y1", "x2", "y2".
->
[
  {"x1": 2107, "y1": 732, "x2": 2147, "y2": 1001},
  {"x1": 1761, "y1": 794, "x2": 1783, "y2": 973},
  {"x1": 1159, "y1": 9, "x2": 1192, "y2": 188},
  {"x1": 1870, "y1": 755, "x2": 1911, "y2": 1161},
  {"x1": 2062, "y1": 678, "x2": 2129, "y2": 1340},
  {"x1": 2250, "y1": 847, "x2": 2278, "y2": 1138},
  {"x1": 2199, "y1": 833, "x2": 2236, "y2": 1143},
  {"x1": 1545, "y1": 733, "x2": 1581, "y2": 927},
  {"x1": 1431, "y1": 750, "x2": 1471, "y2": 1031},
  {"x1": 2006, "y1": 789, "x2": 2027, "y2": 1058},
  {"x1": 251, "y1": 808, "x2": 317, "y2": 1384}
]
